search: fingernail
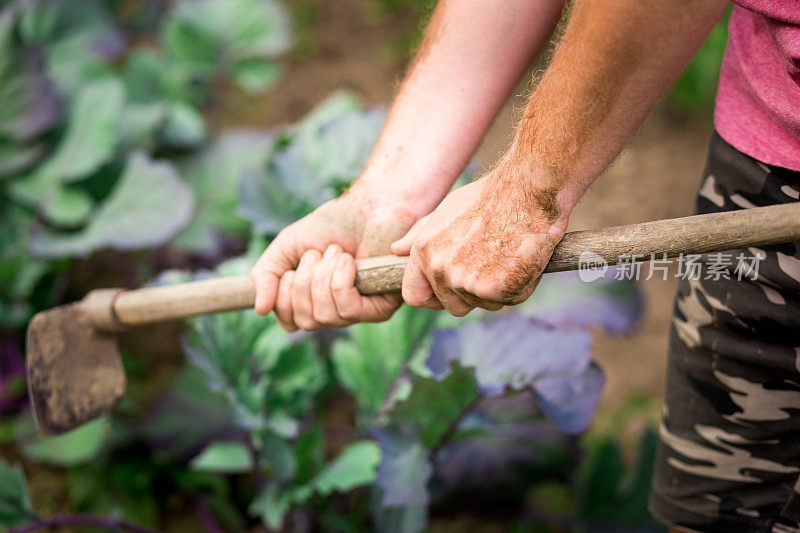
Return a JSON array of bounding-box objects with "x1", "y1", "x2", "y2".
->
[
  {"x1": 325, "y1": 244, "x2": 339, "y2": 257},
  {"x1": 337, "y1": 255, "x2": 348, "y2": 269}
]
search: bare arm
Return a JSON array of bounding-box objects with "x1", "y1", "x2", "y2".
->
[
  {"x1": 354, "y1": 0, "x2": 567, "y2": 218},
  {"x1": 510, "y1": 0, "x2": 729, "y2": 216},
  {"x1": 251, "y1": 0, "x2": 566, "y2": 328},
  {"x1": 394, "y1": 0, "x2": 729, "y2": 316}
]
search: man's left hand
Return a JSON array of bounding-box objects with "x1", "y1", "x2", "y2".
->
[{"x1": 390, "y1": 164, "x2": 569, "y2": 316}]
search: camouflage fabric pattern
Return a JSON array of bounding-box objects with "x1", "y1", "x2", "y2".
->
[{"x1": 650, "y1": 133, "x2": 800, "y2": 533}]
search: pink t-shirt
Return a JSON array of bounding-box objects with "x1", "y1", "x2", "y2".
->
[{"x1": 714, "y1": 1, "x2": 800, "y2": 170}]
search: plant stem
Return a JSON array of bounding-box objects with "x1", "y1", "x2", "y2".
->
[
  {"x1": 7, "y1": 514, "x2": 160, "y2": 533},
  {"x1": 429, "y1": 394, "x2": 481, "y2": 458},
  {"x1": 243, "y1": 429, "x2": 266, "y2": 491},
  {"x1": 194, "y1": 498, "x2": 225, "y2": 533}
]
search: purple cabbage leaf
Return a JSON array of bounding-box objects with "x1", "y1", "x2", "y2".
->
[
  {"x1": 520, "y1": 270, "x2": 643, "y2": 336},
  {"x1": 9, "y1": 78, "x2": 125, "y2": 227},
  {"x1": 0, "y1": 7, "x2": 61, "y2": 144},
  {"x1": 426, "y1": 313, "x2": 605, "y2": 434},
  {"x1": 173, "y1": 131, "x2": 274, "y2": 253},
  {"x1": 373, "y1": 427, "x2": 432, "y2": 508},
  {"x1": 431, "y1": 393, "x2": 575, "y2": 501}
]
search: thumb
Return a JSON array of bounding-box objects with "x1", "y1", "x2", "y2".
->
[
  {"x1": 250, "y1": 231, "x2": 299, "y2": 315},
  {"x1": 391, "y1": 215, "x2": 429, "y2": 255}
]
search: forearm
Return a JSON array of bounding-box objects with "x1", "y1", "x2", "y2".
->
[
  {"x1": 502, "y1": 0, "x2": 728, "y2": 226},
  {"x1": 354, "y1": 0, "x2": 566, "y2": 218}
]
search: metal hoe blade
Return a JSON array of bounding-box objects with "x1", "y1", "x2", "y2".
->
[{"x1": 26, "y1": 303, "x2": 126, "y2": 436}]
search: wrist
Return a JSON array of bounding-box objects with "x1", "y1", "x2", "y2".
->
[
  {"x1": 342, "y1": 179, "x2": 422, "y2": 231},
  {"x1": 486, "y1": 157, "x2": 573, "y2": 238},
  {"x1": 347, "y1": 165, "x2": 455, "y2": 221}
]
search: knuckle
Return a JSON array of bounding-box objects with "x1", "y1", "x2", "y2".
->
[
  {"x1": 312, "y1": 307, "x2": 335, "y2": 324},
  {"x1": 496, "y1": 289, "x2": 528, "y2": 306},
  {"x1": 293, "y1": 268, "x2": 312, "y2": 288},
  {"x1": 469, "y1": 284, "x2": 503, "y2": 303},
  {"x1": 331, "y1": 275, "x2": 348, "y2": 292},
  {"x1": 338, "y1": 302, "x2": 361, "y2": 321},
  {"x1": 294, "y1": 316, "x2": 318, "y2": 331},
  {"x1": 447, "y1": 305, "x2": 472, "y2": 318},
  {"x1": 311, "y1": 267, "x2": 328, "y2": 287},
  {"x1": 401, "y1": 287, "x2": 424, "y2": 308},
  {"x1": 425, "y1": 255, "x2": 446, "y2": 274}
]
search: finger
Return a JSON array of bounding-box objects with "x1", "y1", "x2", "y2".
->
[
  {"x1": 311, "y1": 245, "x2": 350, "y2": 327},
  {"x1": 250, "y1": 230, "x2": 299, "y2": 315},
  {"x1": 509, "y1": 274, "x2": 542, "y2": 306},
  {"x1": 292, "y1": 249, "x2": 322, "y2": 330},
  {"x1": 274, "y1": 271, "x2": 298, "y2": 332},
  {"x1": 390, "y1": 215, "x2": 429, "y2": 256},
  {"x1": 429, "y1": 281, "x2": 474, "y2": 317},
  {"x1": 400, "y1": 250, "x2": 441, "y2": 309},
  {"x1": 331, "y1": 253, "x2": 404, "y2": 322},
  {"x1": 454, "y1": 288, "x2": 504, "y2": 311}
]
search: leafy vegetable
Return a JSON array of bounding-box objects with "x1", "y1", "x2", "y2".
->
[
  {"x1": 163, "y1": 0, "x2": 291, "y2": 94},
  {"x1": 141, "y1": 365, "x2": 236, "y2": 461},
  {"x1": 0, "y1": 201, "x2": 49, "y2": 326},
  {"x1": 432, "y1": 393, "x2": 574, "y2": 499},
  {"x1": 40, "y1": 77, "x2": 124, "y2": 183},
  {"x1": 13, "y1": 416, "x2": 111, "y2": 467},
  {"x1": 30, "y1": 152, "x2": 194, "y2": 257},
  {"x1": 0, "y1": 335, "x2": 27, "y2": 413},
  {"x1": 174, "y1": 130, "x2": 274, "y2": 252},
  {"x1": 427, "y1": 314, "x2": 604, "y2": 434},
  {"x1": 0, "y1": 460, "x2": 33, "y2": 528},
  {"x1": 18, "y1": 0, "x2": 124, "y2": 59},
  {"x1": 191, "y1": 441, "x2": 253, "y2": 473},
  {"x1": 0, "y1": 6, "x2": 61, "y2": 143},
  {"x1": 388, "y1": 364, "x2": 479, "y2": 448},
  {"x1": 312, "y1": 440, "x2": 382, "y2": 495},
  {"x1": 577, "y1": 429, "x2": 660, "y2": 527},
  {"x1": 521, "y1": 271, "x2": 643, "y2": 336},
  {"x1": 10, "y1": 77, "x2": 124, "y2": 226},
  {"x1": 332, "y1": 305, "x2": 438, "y2": 416},
  {"x1": 0, "y1": 140, "x2": 46, "y2": 179},
  {"x1": 374, "y1": 428, "x2": 432, "y2": 507},
  {"x1": 250, "y1": 440, "x2": 382, "y2": 529},
  {"x1": 238, "y1": 93, "x2": 384, "y2": 234}
]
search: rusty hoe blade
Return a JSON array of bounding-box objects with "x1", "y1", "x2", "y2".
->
[{"x1": 26, "y1": 302, "x2": 126, "y2": 436}]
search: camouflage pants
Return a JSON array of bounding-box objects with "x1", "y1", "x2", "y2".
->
[{"x1": 649, "y1": 133, "x2": 800, "y2": 532}]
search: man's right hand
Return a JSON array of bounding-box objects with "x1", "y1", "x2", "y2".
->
[{"x1": 249, "y1": 188, "x2": 417, "y2": 331}]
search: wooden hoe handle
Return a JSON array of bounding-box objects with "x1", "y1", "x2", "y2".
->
[{"x1": 100, "y1": 203, "x2": 800, "y2": 327}]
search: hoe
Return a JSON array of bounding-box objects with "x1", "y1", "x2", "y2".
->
[{"x1": 26, "y1": 203, "x2": 800, "y2": 436}]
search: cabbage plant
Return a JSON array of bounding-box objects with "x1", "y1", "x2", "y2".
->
[{"x1": 0, "y1": 0, "x2": 292, "y2": 328}]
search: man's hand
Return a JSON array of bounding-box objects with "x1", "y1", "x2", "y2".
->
[
  {"x1": 250, "y1": 189, "x2": 416, "y2": 331},
  {"x1": 249, "y1": 0, "x2": 566, "y2": 331},
  {"x1": 391, "y1": 163, "x2": 569, "y2": 316},
  {"x1": 388, "y1": 0, "x2": 727, "y2": 319}
]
